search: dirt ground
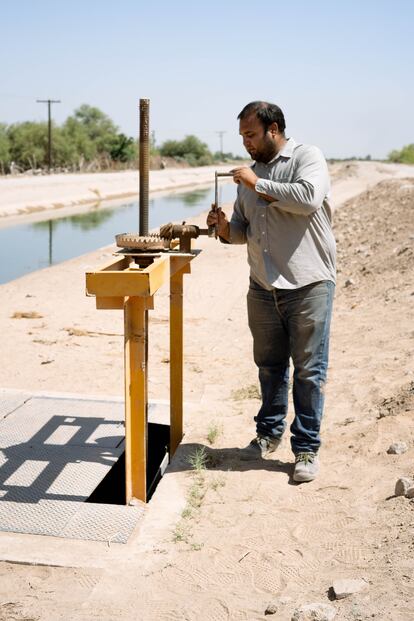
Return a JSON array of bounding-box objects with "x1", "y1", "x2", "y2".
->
[{"x1": 0, "y1": 162, "x2": 414, "y2": 620}]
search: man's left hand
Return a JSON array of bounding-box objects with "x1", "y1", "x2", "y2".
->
[{"x1": 231, "y1": 167, "x2": 258, "y2": 190}]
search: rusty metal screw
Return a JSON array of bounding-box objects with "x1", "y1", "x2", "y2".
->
[{"x1": 139, "y1": 98, "x2": 150, "y2": 236}]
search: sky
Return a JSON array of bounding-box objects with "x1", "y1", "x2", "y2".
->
[{"x1": 1, "y1": 0, "x2": 413, "y2": 159}]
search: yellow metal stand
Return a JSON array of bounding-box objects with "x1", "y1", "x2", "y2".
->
[{"x1": 86, "y1": 252, "x2": 194, "y2": 503}]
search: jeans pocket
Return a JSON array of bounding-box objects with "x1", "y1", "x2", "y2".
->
[{"x1": 249, "y1": 277, "x2": 263, "y2": 291}]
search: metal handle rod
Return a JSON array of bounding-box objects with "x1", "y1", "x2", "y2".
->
[
  {"x1": 215, "y1": 172, "x2": 234, "y2": 206},
  {"x1": 209, "y1": 171, "x2": 235, "y2": 239}
]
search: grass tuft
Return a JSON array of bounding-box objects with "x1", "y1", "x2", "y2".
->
[
  {"x1": 207, "y1": 423, "x2": 222, "y2": 445},
  {"x1": 172, "y1": 447, "x2": 211, "y2": 549},
  {"x1": 210, "y1": 475, "x2": 226, "y2": 491},
  {"x1": 187, "y1": 446, "x2": 208, "y2": 472},
  {"x1": 230, "y1": 384, "x2": 261, "y2": 401}
]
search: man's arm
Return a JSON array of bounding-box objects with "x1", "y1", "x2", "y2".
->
[{"x1": 232, "y1": 146, "x2": 330, "y2": 216}]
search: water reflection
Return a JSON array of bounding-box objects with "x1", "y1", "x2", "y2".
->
[
  {"x1": 30, "y1": 220, "x2": 57, "y2": 265},
  {"x1": 0, "y1": 182, "x2": 236, "y2": 285},
  {"x1": 33, "y1": 205, "x2": 116, "y2": 232},
  {"x1": 32, "y1": 207, "x2": 119, "y2": 266},
  {"x1": 162, "y1": 187, "x2": 210, "y2": 206}
]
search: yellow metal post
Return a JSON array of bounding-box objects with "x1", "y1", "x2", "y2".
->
[
  {"x1": 170, "y1": 269, "x2": 184, "y2": 457},
  {"x1": 124, "y1": 296, "x2": 152, "y2": 503}
]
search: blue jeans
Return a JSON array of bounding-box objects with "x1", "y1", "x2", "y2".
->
[{"x1": 247, "y1": 279, "x2": 334, "y2": 454}]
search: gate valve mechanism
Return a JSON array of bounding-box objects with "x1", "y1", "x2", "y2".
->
[
  {"x1": 160, "y1": 171, "x2": 234, "y2": 250},
  {"x1": 159, "y1": 222, "x2": 209, "y2": 253}
]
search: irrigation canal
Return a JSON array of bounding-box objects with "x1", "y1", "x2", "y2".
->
[{"x1": 0, "y1": 182, "x2": 235, "y2": 284}]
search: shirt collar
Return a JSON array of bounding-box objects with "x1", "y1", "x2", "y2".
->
[{"x1": 267, "y1": 137, "x2": 296, "y2": 164}]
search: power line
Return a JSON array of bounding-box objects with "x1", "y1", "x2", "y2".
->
[
  {"x1": 216, "y1": 130, "x2": 226, "y2": 156},
  {"x1": 36, "y1": 99, "x2": 61, "y2": 173}
]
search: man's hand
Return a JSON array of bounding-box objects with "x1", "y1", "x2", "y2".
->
[
  {"x1": 206, "y1": 207, "x2": 230, "y2": 241},
  {"x1": 231, "y1": 166, "x2": 258, "y2": 190},
  {"x1": 231, "y1": 167, "x2": 276, "y2": 203}
]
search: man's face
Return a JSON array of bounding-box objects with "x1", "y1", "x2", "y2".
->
[{"x1": 239, "y1": 114, "x2": 278, "y2": 163}]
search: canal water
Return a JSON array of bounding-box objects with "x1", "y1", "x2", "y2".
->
[{"x1": 0, "y1": 182, "x2": 236, "y2": 285}]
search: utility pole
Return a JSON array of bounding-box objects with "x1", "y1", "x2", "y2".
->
[
  {"x1": 36, "y1": 99, "x2": 61, "y2": 173},
  {"x1": 216, "y1": 131, "x2": 226, "y2": 158}
]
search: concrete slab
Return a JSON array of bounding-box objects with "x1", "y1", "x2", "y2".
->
[{"x1": 0, "y1": 389, "x2": 31, "y2": 420}]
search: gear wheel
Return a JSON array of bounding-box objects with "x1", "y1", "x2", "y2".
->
[{"x1": 115, "y1": 232, "x2": 170, "y2": 251}]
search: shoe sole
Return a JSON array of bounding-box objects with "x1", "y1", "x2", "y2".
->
[
  {"x1": 240, "y1": 449, "x2": 276, "y2": 461},
  {"x1": 239, "y1": 444, "x2": 280, "y2": 461},
  {"x1": 293, "y1": 472, "x2": 317, "y2": 482}
]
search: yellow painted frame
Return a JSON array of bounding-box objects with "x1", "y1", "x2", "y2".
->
[{"x1": 85, "y1": 252, "x2": 195, "y2": 504}]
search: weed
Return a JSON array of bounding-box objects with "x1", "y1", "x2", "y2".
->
[
  {"x1": 206, "y1": 423, "x2": 221, "y2": 445},
  {"x1": 210, "y1": 476, "x2": 226, "y2": 491},
  {"x1": 172, "y1": 522, "x2": 191, "y2": 544},
  {"x1": 181, "y1": 506, "x2": 193, "y2": 520},
  {"x1": 230, "y1": 384, "x2": 261, "y2": 401},
  {"x1": 187, "y1": 446, "x2": 208, "y2": 472},
  {"x1": 172, "y1": 447, "x2": 210, "y2": 548},
  {"x1": 188, "y1": 480, "x2": 206, "y2": 509},
  {"x1": 11, "y1": 311, "x2": 43, "y2": 319}
]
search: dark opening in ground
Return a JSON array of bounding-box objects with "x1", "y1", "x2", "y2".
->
[{"x1": 87, "y1": 422, "x2": 170, "y2": 504}]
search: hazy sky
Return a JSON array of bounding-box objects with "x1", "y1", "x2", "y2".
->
[{"x1": 1, "y1": 0, "x2": 412, "y2": 159}]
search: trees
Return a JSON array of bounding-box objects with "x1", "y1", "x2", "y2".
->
[
  {"x1": 61, "y1": 105, "x2": 138, "y2": 168},
  {"x1": 69, "y1": 104, "x2": 118, "y2": 155},
  {"x1": 388, "y1": 144, "x2": 414, "y2": 165},
  {"x1": 0, "y1": 106, "x2": 233, "y2": 173},
  {"x1": 160, "y1": 135, "x2": 213, "y2": 166},
  {"x1": 60, "y1": 115, "x2": 98, "y2": 168},
  {"x1": 110, "y1": 133, "x2": 137, "y2": 163},
  {"x1": 0, "y1": 105, "x2": 139, "y2": 173},
  {"x1": 7, "y1": 122, "x2": 49, "y2": 170},
  {"x1": 0, "y1": 124, "x2": 10, "y2": 174}
]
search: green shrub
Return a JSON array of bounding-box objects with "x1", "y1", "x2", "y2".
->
[
  {"x1": 160, "y1": 134, "x2": 213, "y2": 166},
  {"x1": 388, "y1": 144, "x2": 414, "y2": 165}
]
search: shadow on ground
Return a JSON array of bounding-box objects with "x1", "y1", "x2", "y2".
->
[{"x1": 169, "y1": 442, "x2": 303, "y2": 484}]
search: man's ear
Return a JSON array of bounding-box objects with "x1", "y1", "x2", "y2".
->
[{"x1": 269, "y1": 122, "x2": 279, "y2": 136}]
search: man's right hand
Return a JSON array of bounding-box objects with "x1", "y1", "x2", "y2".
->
[{"x1": 206, "y1": 206, "x2": 230, "y2": 241}]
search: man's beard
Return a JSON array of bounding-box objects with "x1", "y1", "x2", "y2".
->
[{"x1": 248, "y1": 135, "x2": 277, "y2": 163}]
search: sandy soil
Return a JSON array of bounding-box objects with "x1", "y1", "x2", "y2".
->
[{"x1": 0, "y1": 161, "x2": 414, "y2": 620}]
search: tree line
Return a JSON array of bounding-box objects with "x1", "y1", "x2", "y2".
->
[
  {"x1": 0, "y1": 104, "x2": 241, "y2": 174},
  {"x1": 388, "y1": 144, "x2": 414, "y2": 165}
]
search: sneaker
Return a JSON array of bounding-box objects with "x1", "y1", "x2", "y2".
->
[
  {"x1": 293, "y1": 452, "x2": 319, "y2": 482},
  {"x1": 240, "y1": 435, "x2": 281, "y2": 460}
]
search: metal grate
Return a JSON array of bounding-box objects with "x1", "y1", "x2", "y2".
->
[{"x1": 0, "y1": 393, "x2": 144, "y2": 543}]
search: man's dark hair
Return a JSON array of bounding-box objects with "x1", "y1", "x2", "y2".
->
[{"x1": 237, "y1": 101, "x2": 286, "y2": 134}]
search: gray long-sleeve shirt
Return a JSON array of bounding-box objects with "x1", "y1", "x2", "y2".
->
[{"x1": 228, "y1": 137, "x2": 336, "y2": 290}]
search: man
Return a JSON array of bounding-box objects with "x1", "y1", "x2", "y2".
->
[{"x1": 207, "y1": 101, "x2": 336, "y2": 482}]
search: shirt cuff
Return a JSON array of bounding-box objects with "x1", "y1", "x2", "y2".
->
[{"x1": 255, "y1": 178, "x2": 278, "y2": 199}]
